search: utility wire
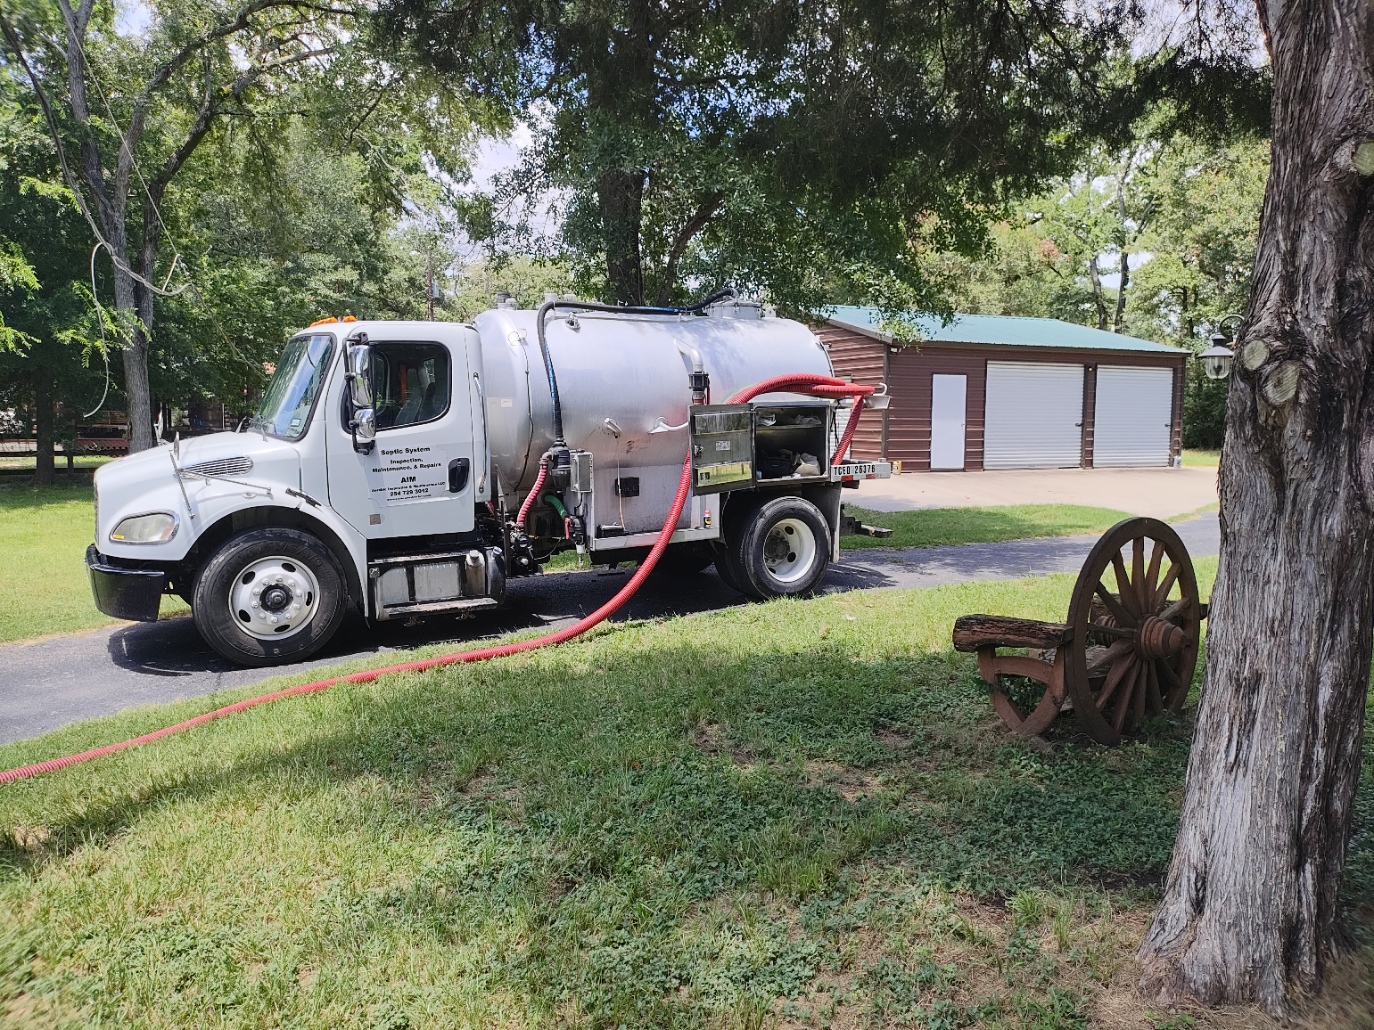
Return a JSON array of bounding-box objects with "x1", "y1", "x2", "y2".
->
[
  {"x1": 0, "y1": 13, "x2": 189, "y2": 298},
  {"x1": 71, "y1": 28, "x2": 187, "y2": 283}
]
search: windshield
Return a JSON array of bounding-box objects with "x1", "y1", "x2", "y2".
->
[{"x1": 251, "y1": 333, "x2": 334, "y2": 440}]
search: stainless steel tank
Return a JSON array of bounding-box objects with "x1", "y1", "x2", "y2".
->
[{"x1": 473, "y1": 304, "x2": 833, "y2": 500}]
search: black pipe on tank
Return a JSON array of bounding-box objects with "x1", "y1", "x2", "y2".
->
[{"x1": 533, "y1": 287, "x2": 738, "y2": 448}]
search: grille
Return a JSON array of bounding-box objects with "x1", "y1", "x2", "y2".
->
[{"x1": 182, "y1": 456, "x2": 254, "y2": 478}]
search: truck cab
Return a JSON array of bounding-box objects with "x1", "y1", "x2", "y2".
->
[{"x1": 87, "y1": 305, "x2": 890, "y2": 666}]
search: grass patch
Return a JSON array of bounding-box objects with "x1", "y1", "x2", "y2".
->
[
  {"x1": 0, "y1": 482, "x2": 184, "y2": 645},
  {"x1": 6, "y1": 559, "x2": 1368, "y2": 1026},
  {"x1": 840, "y1": 504, "x2": 1136, "y2": 550},
  {"x1": 1181, "y1": 450, "x2": 1220, "y2": 468}
]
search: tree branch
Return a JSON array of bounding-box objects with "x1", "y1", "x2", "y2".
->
[
  {"x1": 152, "y1": 46, "x2": 336, "y2": 190},
  {"x1": 655, "y1": 191, "x2": 725, "y2": 305}
]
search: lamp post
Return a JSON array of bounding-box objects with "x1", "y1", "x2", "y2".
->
[{"x1": 1198, "y1": 314, "x2": 1243, "y2": 380}]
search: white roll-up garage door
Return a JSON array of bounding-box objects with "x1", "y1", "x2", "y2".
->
[
  {"x1": 984, "y1": 362, "x2": 1085, "y2": 469},
  {"x1": 1093, "y1": 366, "x2": 1174, "y2": 466}
]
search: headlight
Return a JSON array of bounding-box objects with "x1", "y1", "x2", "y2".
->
[{"x1": 110, "y1": 512, "x2": 178, "y2": 544}]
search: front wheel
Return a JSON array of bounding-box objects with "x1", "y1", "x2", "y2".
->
[
  {"x1": 192, "y1": 527, "x2": 349, "y2": 667},
  {"x1": 734, "y1": 496, "x2": 832, "y2": 598}
]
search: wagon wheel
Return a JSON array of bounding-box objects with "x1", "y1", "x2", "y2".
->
[
  {"x1": 1064, "y1": 517, "x2": 1202, "y2": 745},
  {"x1": 981, "y1": 652, "x2": 1067, "y2": 739}
]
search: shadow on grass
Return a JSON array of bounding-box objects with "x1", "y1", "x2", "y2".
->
[{"x1": 3, "y1": 629, "x2": 1371, "y2": 1027}]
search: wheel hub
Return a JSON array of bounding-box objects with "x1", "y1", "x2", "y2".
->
[
  {"x1": 761, "y1": 518, "x2": 817, "y2": 585},
  {"x1": 228, "y1": 556, "x2": 321, "y2": 640},
  {"x1": 1135, "y1": 614, "x2": 1185, "y2": 659}
]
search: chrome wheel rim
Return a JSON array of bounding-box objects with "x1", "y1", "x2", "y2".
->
[
  {"x1": 762, "y1": 518, "x2": 817, "y2": 585},
  {"x1": 228, "y1": 556, "x2": 320, "y2": 640}
]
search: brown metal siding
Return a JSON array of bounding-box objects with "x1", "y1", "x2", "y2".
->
[
  {"x1": 1081, "y1": 365, "x2": 1097, "y2": 468},
  {"x1": 815, "y1": 324, "x2": 887, "y2": 460},
  {"x1": 820, "y1": 321, "x2": 1188, "y2": 470},
  {"x1": 888, "y1": 346, "x2": 987, "y2": 471}
]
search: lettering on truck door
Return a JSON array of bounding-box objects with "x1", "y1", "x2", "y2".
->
[{"x1": 326, "y1": 337, "x2": 477, "y2": 538}]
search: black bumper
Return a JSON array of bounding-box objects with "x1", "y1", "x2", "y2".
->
[{"x1": 86, "y1": 544, "x2": 164, "y2": 622}]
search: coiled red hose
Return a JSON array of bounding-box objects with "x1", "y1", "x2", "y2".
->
[{"x1": 1, "y1": 375, "x2": 873, "y2": 784}]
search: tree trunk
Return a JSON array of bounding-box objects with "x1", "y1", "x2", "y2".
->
[
  {"x1": 1113, "y1": 247, "x2": 1129, "y2": 331},
  {"x1": 112, "y1": 263, "x2": 156, "y2": 453},
  {"x1": 1088, "y1": 255, "x2": 1109, "y2": 330},
  {"x1": 32, "y1": 362, "x2": 54, "y2": 487},
  {"x1": 1138, "y1": 0, "x2": 1374, "y2": 1016},
  {"x1": 599, "y1": 167, "x2": 646, "y2": 305}
]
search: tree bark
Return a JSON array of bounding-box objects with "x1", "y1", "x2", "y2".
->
[
  {"x1": 1088, "y1": 254, "x2": 1109, "y2": 330},
  {"x1": 1113, "y1": 246, "x2": 1129, "y2": 331},
  {"x1": 32, "y1": 361, "x2": 54, "y2": 487},
  {"x1": 1138, "y1": 0, "x2": 1374, "y2": 1015},
  {"x1": 599, "y1": 167, "x2": 647, "y2": 306}
]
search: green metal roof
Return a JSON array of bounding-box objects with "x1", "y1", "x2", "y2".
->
[{"x1": 823, "y1": 305, "x2": 1185, "y2": 354}]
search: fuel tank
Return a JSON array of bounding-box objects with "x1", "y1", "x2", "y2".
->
[{"x1": 472, "y1": 303, "x2": 833, "y2": 496}]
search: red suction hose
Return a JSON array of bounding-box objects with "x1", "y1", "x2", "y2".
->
[{"x1": 1, "y1": 375, "x2": 873, "y2": 784}]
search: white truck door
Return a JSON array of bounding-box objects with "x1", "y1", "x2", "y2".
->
[{"x1": 327, "y1": 335, "x2": 477, "y2": 538}]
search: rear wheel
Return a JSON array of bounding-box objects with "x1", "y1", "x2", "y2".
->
[
  {"x1": 734, "y1": 496, "x2": 833, "y2": 598},
  {"x1": 193, "y1": 528, "x2": 349, "y2": 667}
]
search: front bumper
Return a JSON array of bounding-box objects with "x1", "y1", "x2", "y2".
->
[{"x1": 86, "y1": 544, "x2": 164, "y2": 622}]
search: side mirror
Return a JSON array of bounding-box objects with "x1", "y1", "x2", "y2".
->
[
  {"x1": 346, "y1": 342, "x2": 373, "y2": 409},
  {"x1": 351, "y1": 407, "x2": 376, "y2": 453}
]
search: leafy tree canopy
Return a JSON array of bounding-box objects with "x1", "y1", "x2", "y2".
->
[{"x1": 379, "y1": 0, "x2": 1157, "y2": 311}]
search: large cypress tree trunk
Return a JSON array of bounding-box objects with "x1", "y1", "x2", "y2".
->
[{"x1": 1137, "y1": 0, "x2": 1374, "y2": 1015}]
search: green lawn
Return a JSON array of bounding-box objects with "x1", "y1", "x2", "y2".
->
[
  {"x1": 0, "y1": 483, "x2": 186, "y2": 644},
  {"x1": 3, "y1": 560, "x2": 1371, "y2": 1027},
  {"x1": 840, "y1": 504, "x2": 1135, "y2": 550},
  {"x1": 0, "y1": 485, "x2": 1140, "y2": 641},
  {"x1": 1181, "y1": 450, "x2": 1220, "y2": 468}
]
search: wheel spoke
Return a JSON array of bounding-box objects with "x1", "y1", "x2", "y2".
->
[
  {"x1": 1159, "y1": 597, "x2": 1192, "y2": 624},
  {"x1": 1096, "y1": 655, "x2": 1134, "y2": 710},
  {"x1": 1089, "y1": 622, "x2": 1135, "y2": 639},
  {"x1": 1156, "y1": 657, "x2": 1183, "y2": 699},
  {"x1": 1145, "y1": 662, "x2": 1164, "y2": 715},
  {"x1": 1132, "y1": 537, "x2": 1146, "y2": 612},
  {"x1": 1095, "y1": 581, "x2": 1136, "y2": 627},
  {"x1": 1154, "y1": 561, "x2": 1181, "y2": 608},
  {"x1": 1086, "y1": 637, "x2": 1134, "y2": 675},
  {"x1": 1112, "y1": 553, "x2": 1141, "y2": 618},
  {"x1": 1112, "y1": 667, "x2": 1134, "y2": 732},
  {"x1": 1132, "y1": 660, "x2": 1148, "y2": 725},
  {"x1": 1144, "y1": 540, "x2": 1165, "y2": 612}
]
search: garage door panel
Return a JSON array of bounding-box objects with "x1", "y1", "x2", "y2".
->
[
  {"x1": 1093, "y1": 367, "x2": 1173, "y2": 467},
  {"x1": 984, "y1": 362, "x2": 1084, "y2": 469}
]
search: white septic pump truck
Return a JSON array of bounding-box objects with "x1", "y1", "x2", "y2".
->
[{"x1": 87, "y1": 294, "x2": 892, "y2": 666}]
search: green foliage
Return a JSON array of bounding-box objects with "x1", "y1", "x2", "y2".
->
[{"x1": 381, "y1": 0, "x2": 1140, "y2": 309}]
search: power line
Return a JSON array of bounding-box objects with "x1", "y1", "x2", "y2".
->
[
  {"x1": 71, "y1": 28, "x2": 187, "y2": 284},
  {"x1": 0, "y1": 13, "x2": 189, "y2": 298}
]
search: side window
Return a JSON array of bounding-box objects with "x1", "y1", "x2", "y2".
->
[{"x1": 372, "y1": 342, "x2": 451, "y2": 431}]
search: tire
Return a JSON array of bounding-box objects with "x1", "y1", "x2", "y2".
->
[
  {"x1": 711, "y1": 544, "x2": 743, "y2": 592},
  {"x1": 717, "y1": 496, "x2": 765, "y2": 598},
  {"x1": 736, "y1": 496, "x2": 832, "y2": 598},
  {"x1": 192, "y1": 527, "x2": 349, "y2": 667}
]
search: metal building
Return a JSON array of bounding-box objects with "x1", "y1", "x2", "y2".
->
[{"x1": 820, "y1": 307, "x2": 1189, "y2": 471}]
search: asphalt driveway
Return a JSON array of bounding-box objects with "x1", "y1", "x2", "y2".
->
[{"x1": 0, "y1": 514, "x2": 1220, "y2": 745}]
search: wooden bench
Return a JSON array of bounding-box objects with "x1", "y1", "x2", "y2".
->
[{"x1": 952, "y1": 517, "x2": 1207, "y2": 745}]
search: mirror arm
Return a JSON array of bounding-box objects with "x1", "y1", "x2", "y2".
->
[{"x1": 343, "y1": 332, "x2": 374, "y2": 453}]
